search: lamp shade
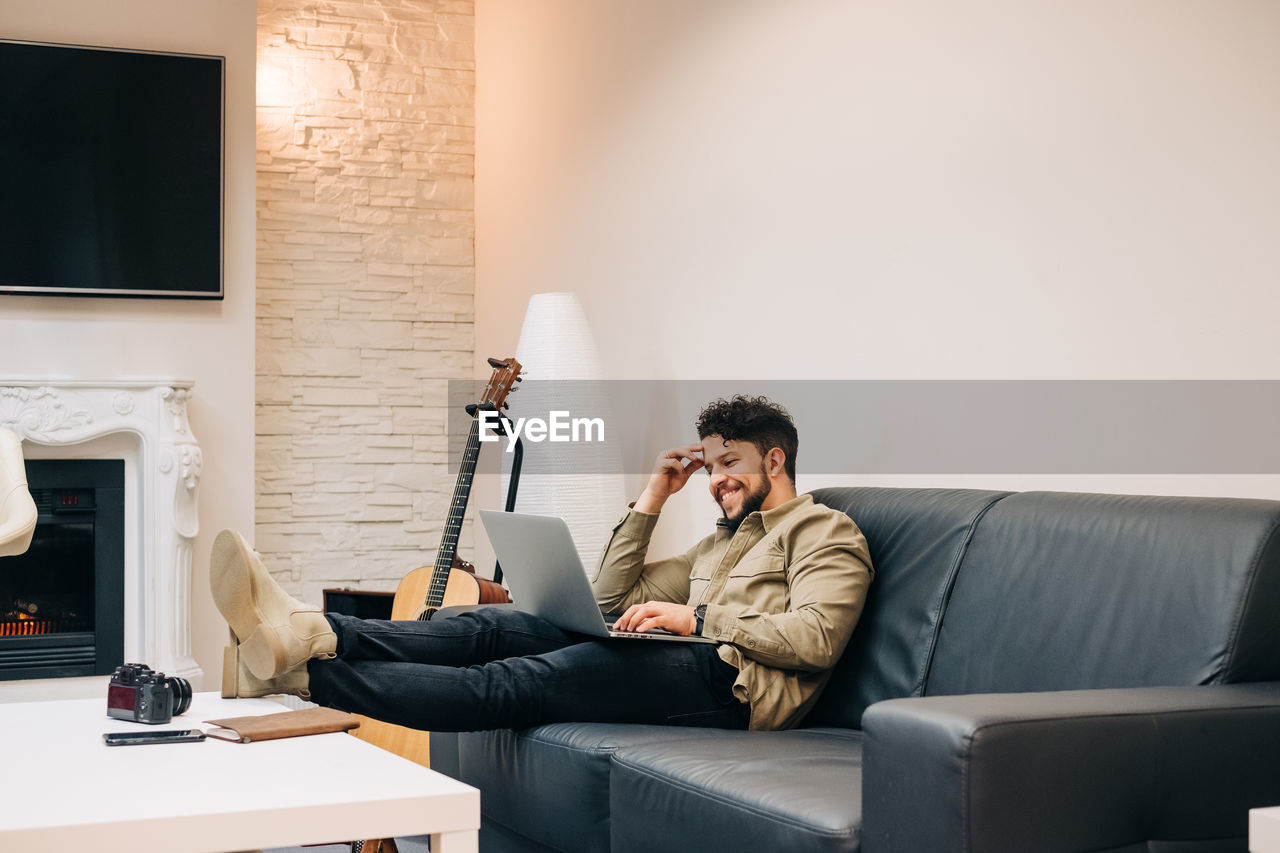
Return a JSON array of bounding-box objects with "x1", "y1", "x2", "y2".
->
[{"x1": 505, "y1": 293, "x2": 626, "y2": 573}]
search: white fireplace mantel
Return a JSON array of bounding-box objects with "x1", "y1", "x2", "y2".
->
[{"x1": 0, "y1": 377, "x2": 204, "y2": 690}]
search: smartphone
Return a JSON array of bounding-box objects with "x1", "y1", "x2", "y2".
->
[{"x1": 103, "y1": 729, "x2": 206, "y2": 746}]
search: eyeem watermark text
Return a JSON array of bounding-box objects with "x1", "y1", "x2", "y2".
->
[{"x1": 478, "y1": 409, "x2": 606, "y2": 452}]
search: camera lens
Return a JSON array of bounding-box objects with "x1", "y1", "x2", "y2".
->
[{"x1": 168, "y1": 675, "x2": 193, "y2": 716}]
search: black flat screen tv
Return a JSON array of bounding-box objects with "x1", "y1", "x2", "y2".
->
[{"x1": 0, "y1": 39, "x2": 224, "y2": 299}]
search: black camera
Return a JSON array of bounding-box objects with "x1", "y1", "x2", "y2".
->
[{"x1": 106, "y1": 663, "x2": 193, "y2": 725}]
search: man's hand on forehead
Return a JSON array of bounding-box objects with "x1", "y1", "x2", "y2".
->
[
  {"x1": 668, "y1": 443, "x2": 704, "y2": 468},
  {"x1": 656, "y1": 444, "x2": 704, "y2": 482},
  {"x1": 634, "y1": 443, "x2": 705, "y2": 513}
]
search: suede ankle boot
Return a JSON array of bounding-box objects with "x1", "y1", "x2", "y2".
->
[{"x1": 210, "y1": 529, "x2": 337, "y2": 682}]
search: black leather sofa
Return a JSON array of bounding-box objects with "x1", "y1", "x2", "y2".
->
[{"x1": 431, "y1": 487, "x2": 1280, "y2": 852}]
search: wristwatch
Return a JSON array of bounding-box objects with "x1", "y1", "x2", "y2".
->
[{"x1": 694, "y1": 604, "x2": 708, "y2": 636}]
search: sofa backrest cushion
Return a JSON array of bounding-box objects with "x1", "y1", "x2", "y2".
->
[
  {"x1": 803, "y1": 487, "x2": 1010, "y2": 728},
  {"x1": 925, "y1": 491, "x2": 1280, "y2": 696}
]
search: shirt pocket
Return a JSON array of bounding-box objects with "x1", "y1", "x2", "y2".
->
[
  {"x1": 688, "y1": 551, "x2": 717, "y2": 605},
  {"x1": 725, "y1": 543, "x2": 787, "y2": 606},
  {"x1": 727, "y1": 541, "x2": 786, "y2": 578}
]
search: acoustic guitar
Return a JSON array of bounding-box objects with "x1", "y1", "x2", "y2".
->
[
  {"x1": 392, "y1": 356, "x2": 522, "y2": 621},
  {"x1": 350, "y1": 357, "x2": 521, "y2": 776}
]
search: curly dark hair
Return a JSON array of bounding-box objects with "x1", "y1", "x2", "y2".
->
[{"x1": 695, "y1": 395, "x2": 798, "y2": 483}]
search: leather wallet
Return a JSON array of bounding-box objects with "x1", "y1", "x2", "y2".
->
[{"x1": 203, "y1": 706, "x2": 360, "y2": 743}]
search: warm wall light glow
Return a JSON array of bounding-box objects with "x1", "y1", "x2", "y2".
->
[{"x1": 257, "y1": 47, "x2": 301, "y2": 109}]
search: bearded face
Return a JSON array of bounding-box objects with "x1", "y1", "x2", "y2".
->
[{"x1": 702, "y1": 437, "x2": 774, "y2": 532}]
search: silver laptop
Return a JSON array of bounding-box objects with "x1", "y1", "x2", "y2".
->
[{"x1": 479, "y1": 510, "x2": 716, "y2": 644}]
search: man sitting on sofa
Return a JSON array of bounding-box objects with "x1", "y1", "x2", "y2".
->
[{"x1": 211, "y1": 395, "x2": 872, "y2": 732}]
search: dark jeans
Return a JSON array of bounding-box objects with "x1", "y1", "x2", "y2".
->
[{"x1": 309, "y1": 608, "x2": 749, "y2": 732}]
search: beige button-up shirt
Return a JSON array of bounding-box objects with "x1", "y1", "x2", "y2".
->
[{"x1": 591, "y1": 494, "x2": 873, "y2": 731}]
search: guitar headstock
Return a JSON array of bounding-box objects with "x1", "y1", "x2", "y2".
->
[{"x1": 480, "y1": 356, "x2": 523, "y2": 411}]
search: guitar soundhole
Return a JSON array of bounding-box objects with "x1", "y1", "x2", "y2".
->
[{"x1": 417, "y1": 608, "x2": 438, "y2": 622}]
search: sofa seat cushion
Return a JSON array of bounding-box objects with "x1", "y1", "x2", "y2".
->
[
  {"x1": 457, "y1": 723, "x2": 716, "y2": 853},
  {"x1": 609, "y1": 727, "x2": 863, "y2": 853}
]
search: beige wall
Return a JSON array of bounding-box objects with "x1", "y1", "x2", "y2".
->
[
  {"x1": 0, "y1": 0, "x2": 256, "y2": 689},
  {"x1": 475, "y1": 0, "x2": 1280, "y2": 553}
]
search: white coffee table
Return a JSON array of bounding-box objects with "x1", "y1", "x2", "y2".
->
[
  {"x1": 1254, "y1": 806, "x2": 1280, "y2": 853},
  {"x1": 0, "y1": 692, "x2": 479, "y2": 852}
]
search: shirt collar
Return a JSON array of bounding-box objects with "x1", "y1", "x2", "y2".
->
[{"x1": 714, "y1": 493, "x2": 812, "y2": 535}]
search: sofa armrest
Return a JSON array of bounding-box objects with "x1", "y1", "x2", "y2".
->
[{"x1": 861, "y1": 683, "x2": 1280, "y2": 853}]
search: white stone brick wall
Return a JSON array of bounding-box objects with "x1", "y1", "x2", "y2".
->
[{"x1": 256, "y1": 0, "x2": 475, "y2": 605}]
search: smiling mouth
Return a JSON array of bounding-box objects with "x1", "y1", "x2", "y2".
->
[{"x1": 716, "y1": 484, "x2": 741, "y2": 505}]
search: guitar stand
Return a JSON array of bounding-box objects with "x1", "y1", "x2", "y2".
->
[{"x1": 465, "y1": 402, "x2": 524, "y2": 586}]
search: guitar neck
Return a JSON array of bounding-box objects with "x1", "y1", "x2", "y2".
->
[{"x1": 424, "y1": 417, "x2": 482, "y2": 609}]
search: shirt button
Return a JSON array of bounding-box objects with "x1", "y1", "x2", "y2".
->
[{"x1": 747, "y1": 638, "x2": 756, "y2": 647}]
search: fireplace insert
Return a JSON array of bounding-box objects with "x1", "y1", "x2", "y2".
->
[{"x1": 0, "y1": 459, "x2": 124, "y2": 680}]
